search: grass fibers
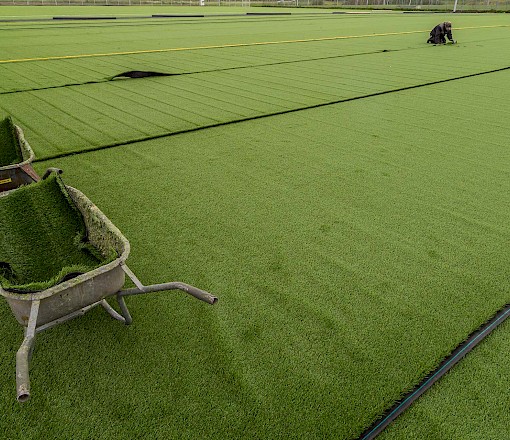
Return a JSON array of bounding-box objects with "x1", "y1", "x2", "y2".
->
[{"x1": 0, "y1": 7, "x2": 509, "y2": 440}]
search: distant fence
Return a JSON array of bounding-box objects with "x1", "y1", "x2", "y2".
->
[{"x1": 1, "y1": 0, "x2": 509, "y2": 11}]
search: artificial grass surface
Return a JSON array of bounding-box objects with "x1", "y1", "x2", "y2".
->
[
  {"x1": 379, "y1": 318, "x2": 510, "y2": 440},
  {"x1": 1, "y1": 9, "x2": 510, "y2": 439},
  {"x1": 0, "y1": 116, "x2": 21, "y2": 166},
  {"x1": 0, "y1": 66, "x2": 502, "y2": 438},
  {"x1": 0, "y1": 174, "x2": 111, "y2": 292},
  {"x1": 1, "y1": 14, "x2": 510, "y2": 158}
]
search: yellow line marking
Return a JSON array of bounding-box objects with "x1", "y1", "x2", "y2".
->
[{"x1": 0, "y1": 24, "x2": 508, "y2": 64}]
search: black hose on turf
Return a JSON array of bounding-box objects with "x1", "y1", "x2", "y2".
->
[{"x1": 357, "y1": 303, "x2": 510, "y2": 440}]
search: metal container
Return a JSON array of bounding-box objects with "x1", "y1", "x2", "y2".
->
[
  {"x1": 0, "y1": 184, "x2": 130, "y2": 327},
  {"x1": 0, "y1": 124, "x2": 39, "y2": 192}
]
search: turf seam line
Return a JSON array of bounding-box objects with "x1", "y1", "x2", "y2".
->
[
  {"x1": 357, "y1": 302, "x2": 510, "y2": 440},
  {"x1": 0, "y1": 80, "x2": 110, "y2": 96},
  {"x1": 0, "y1": 48, "x2": 407, "y2": 96},
  {"x1": 33, "y1": 64, "x2": 510, "y2": 164},
  {"x1": 2, "y1": 25, "x2": 508, "y2": 65}
]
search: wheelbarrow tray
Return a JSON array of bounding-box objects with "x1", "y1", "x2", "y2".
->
[
  {"x1": 0, "y1": 120, "x2": 39, "y2": 192},
  {"x1": 0, "y1": 185, "x2": 129, "y2": 327}
]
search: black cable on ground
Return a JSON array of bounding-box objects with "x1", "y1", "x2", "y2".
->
[
  {"x1": 357, "y1": 302, "x2": 510, "y2": 440},
  {"x1": 33, "y1": 64, "x2": 510, "y2": 164}
]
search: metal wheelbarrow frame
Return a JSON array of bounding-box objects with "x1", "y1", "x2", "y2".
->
[
  {"x1": 0, "y1": 171, "x2": 217, "y2": 402},
  {"x1": 0, "y1": 122, "x2": 40, "y2": 192}
]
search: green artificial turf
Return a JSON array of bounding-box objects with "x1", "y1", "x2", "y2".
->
[
  {"x1": 0, "y1": 66, "x2": 502, "y2": 439},
  {"x1": 0, "y1": 116, "x2": 22, "y2": 166},
  {"x1": 0, "y1": 174, "x2": 112, "y2": 292},
  {"x1": 1, "y1": 9, "x2": 510, "y2": 440},
  {"x1": 1, "y1": 14, "x2": 510, "y2": 158},
  {"x1": 379, "y1": 318, "x2": 510, "y2": 440}
]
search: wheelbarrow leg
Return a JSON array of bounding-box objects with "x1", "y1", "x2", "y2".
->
[
  {"x1": 16, "y1": 300, "x2": 40, "y2": 403},
  {"x1": 116, "y1": 295, "x2": 133, "y2": 326},
  {"x1": 100, "y1": 298, "x2": 132, "y2": 325}
]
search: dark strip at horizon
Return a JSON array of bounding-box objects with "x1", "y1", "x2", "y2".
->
[{"x1": 0, "y1": 10, "x2": 392, "y2": 24}]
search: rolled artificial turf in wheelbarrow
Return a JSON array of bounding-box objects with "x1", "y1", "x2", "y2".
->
[
  {"x1": 0, "y1": 174, "x2": 115, "y2": 292},
  {"x1": 0, "y1": 116, "x2": 22, "y2": 166}
]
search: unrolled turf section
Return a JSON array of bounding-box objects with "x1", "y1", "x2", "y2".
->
[{"x1": 0, "y1": 8, "x2": 510, "y2": 439}]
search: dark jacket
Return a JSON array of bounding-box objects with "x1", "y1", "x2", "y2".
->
[{"x1": 427, "y1": 22, "x2": 453, "y2": 44}]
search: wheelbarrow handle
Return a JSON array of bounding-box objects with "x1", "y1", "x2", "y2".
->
[{"x1": 119, "y1": 282, "x2": 218, "y2": 305}]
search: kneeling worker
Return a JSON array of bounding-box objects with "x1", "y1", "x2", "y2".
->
[{"x1": 427, "y1": 21, "x2": 455, "y2": 44}]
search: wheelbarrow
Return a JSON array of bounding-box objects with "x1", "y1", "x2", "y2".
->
[
  {"x1": 0, "y1": 169, "x2": 218, "y2": 402},
  {"x1": 0, "y1": 117, "x2": 40, "y2": 193}
]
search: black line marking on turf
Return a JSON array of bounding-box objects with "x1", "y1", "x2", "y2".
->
[
  {"x1": 245, "y1": 12, "x2": 292, "y2": 15},
  {"x1": 33, "y1": 65, "x2": 510, "y2": 164},
  {"x1": 53, "y1": 16, "x2": 118, "y2": 20},
  {"x1": 0, "y1": 48, "x2": 404, "y2": 96},
  {"x1": 152, "y1": 14, "x2": 205, "y2": 18},
  {"x1": 0, "y1": 12, "x2": 301, "y2": 24},
  {"x1": 0, "y1": 13, "x2": 379, "y2": 32},
  {"x1": 357, "y1": 302, "x2": 510, "y2": 440}
]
